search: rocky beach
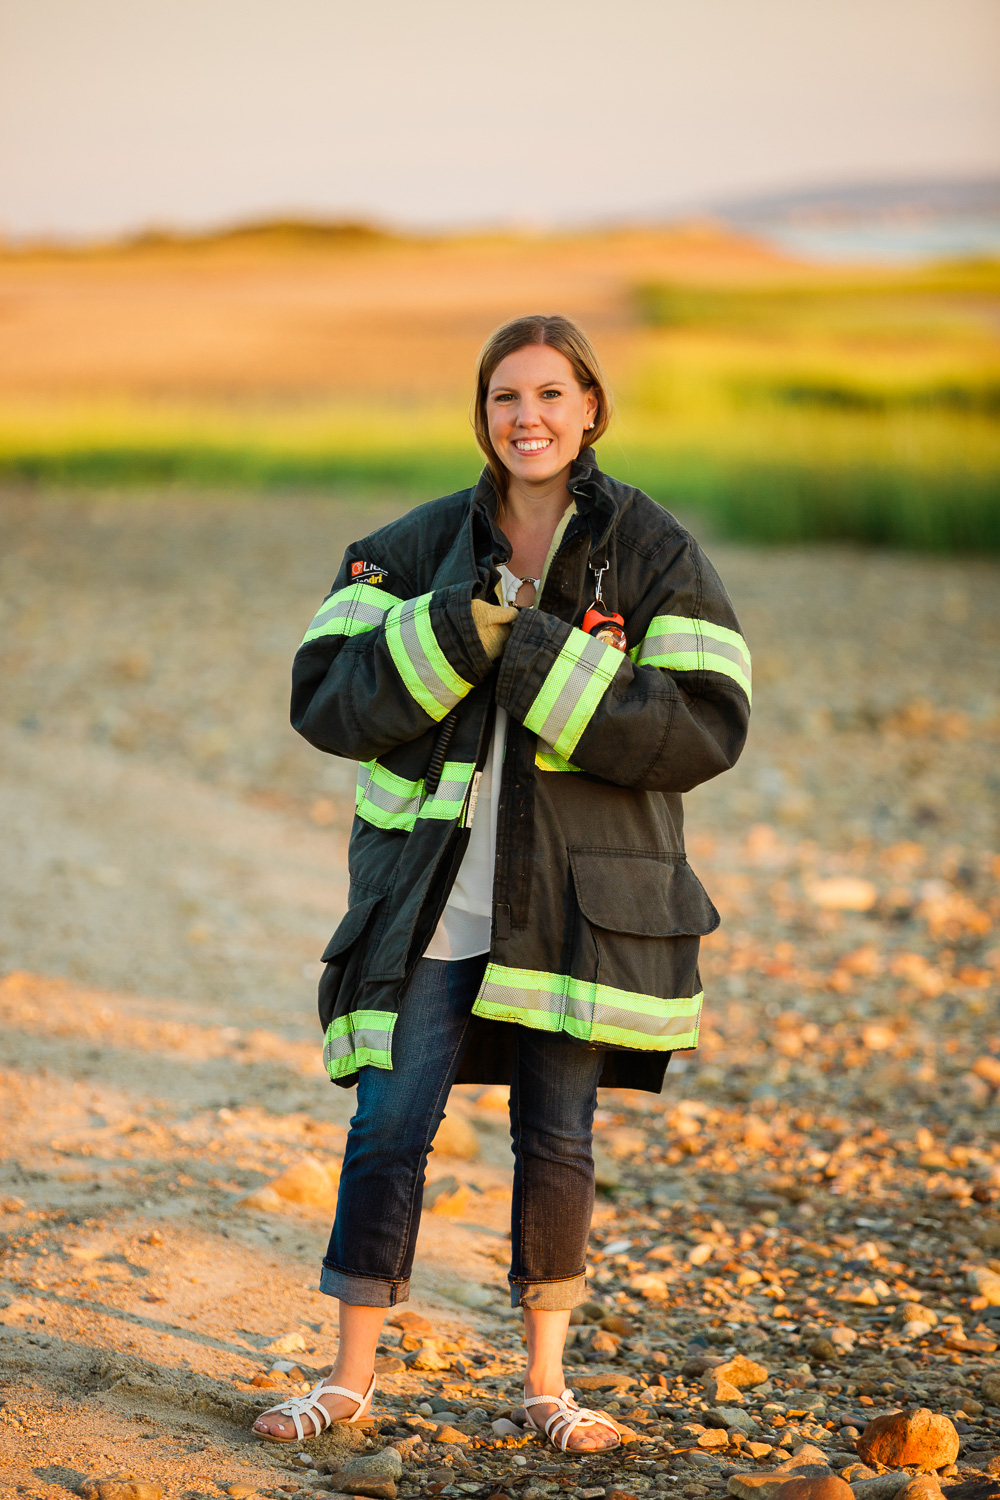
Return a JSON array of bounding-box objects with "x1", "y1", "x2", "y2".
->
[{"x1": 0, "y1": 488, "x2": 998, "y2": 1500}]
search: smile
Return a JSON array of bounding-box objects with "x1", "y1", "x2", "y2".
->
[{"x1": 512, "y1": 438, "x2": 553, "y2": 453}]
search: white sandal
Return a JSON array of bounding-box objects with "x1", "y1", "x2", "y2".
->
[
  {"x1": 522, "y1": 1388, "x2": 620, "y2": 1453},
  {"x1": 252, "y1": 1371, "x2": 375, "y2": 1444}
]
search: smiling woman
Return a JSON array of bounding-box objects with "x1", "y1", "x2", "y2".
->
[{"x1": 258, "y1": 311, "x2": 751, "y2": 1454}]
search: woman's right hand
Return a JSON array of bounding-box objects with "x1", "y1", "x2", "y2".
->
[{"x1": 470, "y1": 599, "x2": 519, "y2": 662}]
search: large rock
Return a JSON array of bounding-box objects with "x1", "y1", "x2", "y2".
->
[
  {"x1": 982, "y1": 1372, "x2": 1000, "y2": 1406},
  {"x1": 805, "y1": 877, "x2": 877, "y2": 912},
  {"x1": 851, "y1": 1476, "x2": 911, "y2": 1500},
  {"x1": 571, "y1": 1373, "x2": 636, "y2": 1393},
  {"x1": 893, "y1": 1477, "x2": 943, "y2": 1500},
  {"x1": 243, "y1": 1155, "x2": 340, "y2": 1209},
  {"x1": 79, "y1": 1485, "x2": 163, "y2": 1500},
  {"x1": 711, "y1": 1355, "x2": 769, "y2": 1389},
  {"x1": 772, "y1": 1478, "x2": 854, "y2": 1500},
  {"x1": 855, "y1": 1410, "x2": 959, "y2": 1472},
  {"x1": 422, "y1": 1176, "x2": 469, "y2": 1215},
  {"x1": 328, "y1": 1481, "x2": 396, "y2": 1499},
  {"x1": 235, "y1": 1184, "x2": 284, "y2": 1212},
  {"x1": 727, "y1": 1446, "x2": 831, "y2": 1499},
  {"x1": 704, "y1": 1377, "x2": 745, "y2": 1404},
  {"x1": 341, "y1": 1449, "x2": 403, "y2": 1481},
  {"x1": 593, "y1": 1148, "x2": 621, "y2": 1190},
  {"x1": 697, "y1": 1429, "x2": 729, "y2": 1449},
  {"x1": 711, "y1": 1407, "x2": 757, "y2": 1434},
  {"x1": 407, "y1": 1347, "x2": 451, "y2": 1372},
  {"x1": 935, "y1": 1485, "x2": 1000, "y2": 1500},
  {"x1": 432, "y1": 1424, "x2": 470, "y2": 1446},
  {"x1": 432, "y1": 1112, "x2": 480, "y2": 1160},
  {"x1": 967, "y1": 1268, "x2": 1000, "y2": 1306},
  {"x1": 387, "y1": 1310, "x2": 432, "y2": 1335}
]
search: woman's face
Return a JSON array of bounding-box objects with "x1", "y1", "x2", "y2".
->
[{"x1": 486, "y1": 344, "x2": 598, "y2": 487}]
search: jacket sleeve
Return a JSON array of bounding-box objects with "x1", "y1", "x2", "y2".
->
[
  {"x1": 495, "y1": 532, "x2": 750, "y2": 793},
  {"x1": 291, "y1": 545, "x2": 495, "y2": 761}
]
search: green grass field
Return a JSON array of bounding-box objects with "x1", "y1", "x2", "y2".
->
[{"x1": 2, "y1": 250, "x2": 997, "y2": 551}]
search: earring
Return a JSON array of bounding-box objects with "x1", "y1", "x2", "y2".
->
[{"x1": 586, "y1": 421, "x2": 595, "y2": 429}]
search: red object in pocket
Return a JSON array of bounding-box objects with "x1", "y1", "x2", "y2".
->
[{"x1": 582, "y1": 606, "x2": 627, "y2": 651}]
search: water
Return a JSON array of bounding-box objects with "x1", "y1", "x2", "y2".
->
[{"x1": 752, "y1": 215, "x2": 1000, "y2": 265}]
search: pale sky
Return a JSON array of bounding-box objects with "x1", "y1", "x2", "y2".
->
[{"x1": 1, "y1": 0, "x2": 998, "y2": 239}]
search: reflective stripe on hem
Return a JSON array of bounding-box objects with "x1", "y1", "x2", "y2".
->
[
  {"x1": 301, "y1": 582, "x2": 403, "y2": 645},
  {"x1": 385, "y1": 593, "x2": 472, "y2": 721},
  {"x1": 355, "y1": 758, "x2": 475, "y2": 832},
  {"x1": 472, "y1": 963, "x2": 703, "y2": 1052},
  {"x1": 323, "y1": 1008, "x2": 397, "y2": 1079},
  {"x1": 535, "y1": 748, "x2": 583, "y2": 773},
  {"x1": 631, "y1": 614, "x2": 751, "y2": 703},
  {"x1": 523, "y1": 627, "x2": 625, "y2": 759}
]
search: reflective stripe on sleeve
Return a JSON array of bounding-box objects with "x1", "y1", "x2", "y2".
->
[
  {"x1": 323, "y1": 1009, "x2": 397, "y2": 1079},
  {"x1": 522, "y1": 629, "x2": 625, "y2": 759},
  {"x1": 301, "y1": 582, "x2": 403, "y2": 645},
  {"x1": 355, "y1": 758, "x2": 475, "y2": 832},
  {"x1": 631, "y1": 615, "x2": 751, "y2": 703},
  {"x1": 472, "y1": 964, "x2": 703, "y2": 1052},
  {"x1": 385, "y1": 593, "x2": 473, "y2": 721}
]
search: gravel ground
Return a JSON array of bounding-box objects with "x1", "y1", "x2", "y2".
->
[{"x1": 0, "y1": 486, "x2": 998, "y2": 1500}]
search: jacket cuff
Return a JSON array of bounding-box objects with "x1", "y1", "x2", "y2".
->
[
  {"x1": 496, "y1": 606, "x2": 629, "y2": 760},
  {"x1": 431, "y1": 582, "x2": 499, "y2": 686}
]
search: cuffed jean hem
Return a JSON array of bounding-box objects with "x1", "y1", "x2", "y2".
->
[
  {"x1": 320, "y1": 1263, "x2": 410, "y2": 1307},
  {"x1": 509, "y1": 1273, "x2": 589, "y2": 1310}
]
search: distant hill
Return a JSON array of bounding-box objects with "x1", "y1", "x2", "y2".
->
[{"x1": 708, "y1": 175, "x2": 1000, "y2": 226}]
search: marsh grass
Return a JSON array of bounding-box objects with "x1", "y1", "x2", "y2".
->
[{"x1": 1, "y1": 245, "x2": 997, "y2": 550}]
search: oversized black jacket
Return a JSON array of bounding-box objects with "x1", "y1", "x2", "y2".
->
[{"x1": 291, "y1": 449, "x2": 750, "y2": 1092}]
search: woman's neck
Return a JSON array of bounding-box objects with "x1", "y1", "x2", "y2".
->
[{"x1": 499, "y1": 467, "x2": 574, "y2": 579}]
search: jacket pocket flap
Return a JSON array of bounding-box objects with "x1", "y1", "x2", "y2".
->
[
  {"x1": 321, "y1": 893, "x2": 383, "y2": 962},
  {"x1": 569, "y1": 850, "x2": 720, "y2": 938}
]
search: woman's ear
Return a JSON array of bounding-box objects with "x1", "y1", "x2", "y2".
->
[{"x1": 584, "y1": 387, "x2": 599, "y2": 431}]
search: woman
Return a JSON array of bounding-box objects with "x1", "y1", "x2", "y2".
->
[{"x1": 252, "y1": 315, "x2": 750, "y2": 1452}]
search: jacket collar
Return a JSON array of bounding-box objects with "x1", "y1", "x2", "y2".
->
[{"x1": 469, "y1": 445, "x2": 620, "y2": 567}]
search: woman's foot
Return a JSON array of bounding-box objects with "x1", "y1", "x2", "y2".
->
[
  {"x1": 251, "y1": 1369, "x2": 374, "y2": 1442},
  {"x1": 522, "y1": 1384, "x2": 619, "y2": 1452},
  {"x1": 252, "y1": 1385, "x2": 359, "y2": 1441}
]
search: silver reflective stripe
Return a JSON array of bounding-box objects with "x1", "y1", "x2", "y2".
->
[
  {"x1": 394, "y1": 598, "x2": 463, "y2": 713},
  {"x1": 359, "y1": 771, "x2": 421, "y2": 823},
  {"x1": 472, "y1": 963, "x2": 703, "y2": 1049},
  {"x1": 527, "y1": 633, "x2": 622, "y2": 754},
  {"x1": 492, "y1": 981, "x2": 701, "y2": 1039},
  {"x1": 324, "y1": 1027, "x2": 394, "y2": 1061},
  {"x1": 434, "y1": 770, "x2": 471, "y2": 803},
  {"x1": 641, "y1": 628, "x2": 747, "y2": 670}
]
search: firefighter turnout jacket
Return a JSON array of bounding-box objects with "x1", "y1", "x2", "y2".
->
[{"x1": 291, "y1": 448, "x2": 751, "y2": 1093}]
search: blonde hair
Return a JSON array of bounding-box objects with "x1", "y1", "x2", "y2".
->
[{"x1": 471, "y1": 314, "x2": 613, "y2": 497}]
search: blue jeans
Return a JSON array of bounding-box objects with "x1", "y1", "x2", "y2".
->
[{"x1": 320, "y1": 955, "x2": 605, "y2": 1310}]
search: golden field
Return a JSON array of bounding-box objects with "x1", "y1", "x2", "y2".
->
[{"x1": 0, "y1": 221, "x2": 998, "y2": 545}]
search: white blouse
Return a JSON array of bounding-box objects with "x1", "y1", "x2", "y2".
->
[{"x1": 422, "y1": 563, "x2": 520, "y2": 961}]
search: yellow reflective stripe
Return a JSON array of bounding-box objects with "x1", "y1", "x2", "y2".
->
[
  {"x1": 301, "y1": 582, "x2": 403, "y2": 645},
  {"x1": 472, "y1": 963, "x2": 703, "y2": 1051},
  {"x1": 535, "y1": 748, "x2": 583, "y2": 773},
  {"x1": 355, "y1": 759, "x2": 475, "y2": 832},
  {"x1": 385, "y1": 594, "x2": 472, "y2": 721},
  {"x1": 631, "y1": 614, "x2": 751, "y2": 703},
  {"x1": 523, "y1": 629, "x2": 624, "y2": 758},
  {"x1": 323, "y1": 1008, "x2": 396, "y2": 1078}
]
